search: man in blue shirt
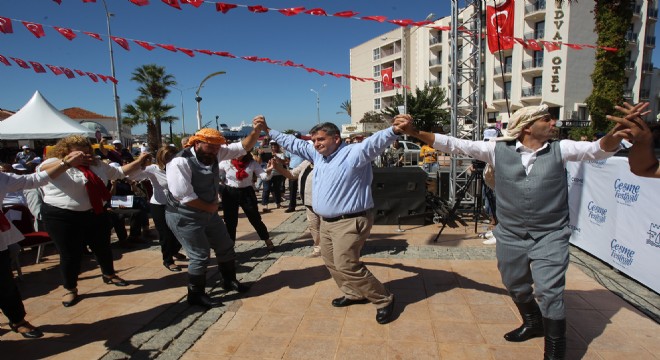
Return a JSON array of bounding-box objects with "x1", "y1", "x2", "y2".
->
[
  {"x1": 285, "y1": 132, "x2": 305, "y2": 213},
  {"x1": 265, "y1": 114, "x2": 411, "y2": 325}
]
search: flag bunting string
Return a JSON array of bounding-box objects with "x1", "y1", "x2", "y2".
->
[{"x1": 0, "y1": 52, "x2": 117, "y2": 83}]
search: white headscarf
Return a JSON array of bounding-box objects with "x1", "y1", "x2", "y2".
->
[{"x1": 495, "y1": 104, "x2": 550, "y2": 141}]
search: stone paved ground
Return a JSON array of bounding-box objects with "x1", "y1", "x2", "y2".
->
[{"x1": 1, "y1": 208, "x2": 659, "y2": 359}]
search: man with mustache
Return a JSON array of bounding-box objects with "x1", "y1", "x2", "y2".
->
[{"x1": 166, "y1": 118, "x2": 265, "y2": 308}]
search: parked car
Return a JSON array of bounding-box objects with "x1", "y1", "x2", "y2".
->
[{"x1": 399, "y1": 140, "x2": 421, "y2": 166}]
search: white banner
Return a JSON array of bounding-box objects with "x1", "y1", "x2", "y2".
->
[{"x1": 567, "y1": 157, "x2": 660, "y2": 294}]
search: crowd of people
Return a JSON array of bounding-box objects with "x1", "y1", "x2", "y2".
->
[{"x1": 1, "y1": 100, "x2": 658, "y2": 360}]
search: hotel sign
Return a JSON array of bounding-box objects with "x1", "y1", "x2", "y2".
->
[{"x1": 551, "y1": 9, "x2": 564, "y2": 93}]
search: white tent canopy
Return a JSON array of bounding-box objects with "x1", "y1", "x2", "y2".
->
[{"x1": 0, "y1": 91, "x2": 95, "y2": 140}]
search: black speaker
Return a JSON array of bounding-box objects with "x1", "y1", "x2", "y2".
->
[
  {"x1": 437, "y1": 170, "x2": 450, "y2": 202},
  {"x1": 372, "y1": 167, "x2": 427, "y2": 225}
]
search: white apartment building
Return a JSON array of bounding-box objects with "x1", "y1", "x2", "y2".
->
[{"x1": 349, "y1": 0, "x2": 657, "y2": 131}]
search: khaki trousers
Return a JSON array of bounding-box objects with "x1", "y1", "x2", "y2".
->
[{"x1": 319, "y1": 212, "x2": 393, "y2": 308}]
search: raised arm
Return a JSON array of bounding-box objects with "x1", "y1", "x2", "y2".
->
[{"x1": 606, "y1": 102, "x2": 659, "y2": 178}]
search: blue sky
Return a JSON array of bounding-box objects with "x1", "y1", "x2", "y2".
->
[{"x1": 1, "y1": 1, "x2": 658, "y2": 135}]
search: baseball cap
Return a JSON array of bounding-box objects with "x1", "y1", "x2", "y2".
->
[
  {"x1": 293, "y1": 132, "x2": 302, "y2": 138},
  {"x1": 112, "y1": 140, "x2": 122, "y2": 145},
  {"x1": 12, "y1": 163, "x2": 27, "y2": 171},
  {"x1": 22, "y1": 145, "x2": 29, "y2": 149},
  {"x1": 269, "y1": 140, "x2": 277, "y2": 145}
]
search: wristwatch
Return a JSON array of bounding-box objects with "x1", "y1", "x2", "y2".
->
[{"x1": 60, "y1": 159, "x2": 71, "y2": 168}]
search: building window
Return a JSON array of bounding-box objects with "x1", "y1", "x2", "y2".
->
[
  {"x1": 504, "y1": 81, "x2": 511, "y2": 97},
  {"x1": 532, "y1": 76, "x2": 543, "y2": 95},
  {"x1": 533, "y1": 50, "x2": 544, "y2": 67},
  {"x1": 374, "y1": 82, "x2": 381, "y2": 94},
  {"x1": 373, "y1": 64, "x2": 381, "y2": 78},
  {"x1": 373, "y1": 48, "x2": 380, "y2": 61},
  {"x1": 504, "y1": 56, "x2": 513, "y2": 73},
  {"x1": 534, "y1": 21, "x2": 545, "y2": 39},
  {"x1": 487, "y1": 112, "x2": 499, "y2": 122},
  {"x1": 374, "y1": 98, "x2": 381, "y2": 110}
]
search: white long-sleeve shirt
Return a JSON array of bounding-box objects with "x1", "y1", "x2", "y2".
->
[
  {"x1": 167, "y1": 143, "x2": 246, "y2": 203},
  {"x1": 129, "y1": 164, "x2": 169, "y2": 205},
  {"x1": 431, "y1": 134, "x2": 619, "y2": 175},
  {"x1": 39, "y1": 158, "x2": 125, "y2": 211},
  {"x1": 0, "y1": 170, "x2": 50, "y2": 251},
  {"x1": 218, "y1": 159, "x2": 271, "y2": 188}
]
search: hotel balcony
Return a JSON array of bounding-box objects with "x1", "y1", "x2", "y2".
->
[
  {"x1": 429, "y1": 58, "x2": 442, "y2": 70},
  {"x1": 649, "y1": 7, "x2": 658, "y2": 21},
  {"x1": 522, "y1": 58, "x2": 544, "y2": 75},
  {"x1": 494, "y1": 63, "x2": 513, "y2": 76},
  {"x1": 429, "y1": 36, "x2": 442, "y2": 49},
  {"x1": 493, "y1": 90, "x2": 511, "y2": 102},
  {"x1": 523, "y1": 30, "x2": 545, "y2": 41},
  {"x1": 642, "y1": 62, "x2": 654, "y2": 73},
  {"x1": 623, "y1": 89, "x2": 634, "y2": 99},
  {"x1": 631, "y1": 3, "x2": 642, "y2": 18},
  {"x1": 625, "y1": 32, "x2": 638, "y2": 44},
  {"x1": 645, "y1": 36, "x2": 656, "y2": 48},
  {"x1": 624, "y1": 61, "x2": 635, "y2": 71},
  {"x1": 525, "y1": 1, "x2": 547, "y2": 21},
  {"x1": 521, "y1": 85, "x2": 542, "y2": 99}
]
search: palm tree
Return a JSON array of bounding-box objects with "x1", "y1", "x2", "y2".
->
[
  {"x1": 337, "y1": 100, "x2": 351, "y2": 117},
  {"x1": 381, "y1": 83, "x2": 450, "y2": 132},
  {"x1": 125, "y1": 64, "x2": 177, "y2": 150}
]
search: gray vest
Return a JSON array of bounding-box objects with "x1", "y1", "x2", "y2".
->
[
  {"x1": 494, "y1": 141, "x2": 568, "y2": 239},
  {"x1": 166, "y1": 148, "x2": 220, "y2": 214}
]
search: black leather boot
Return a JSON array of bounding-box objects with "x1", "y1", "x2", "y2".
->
[
  {"x1": 218, "y1": 261, "x2": 249, "y2": 293},
  {"x1": 504, "y1": 300, "x2": 544, "y2": 342},
  {"x1": 187, "y1": 274, "x2": 223, "y2": 308},
  {"x1": 543, "y1": 317, "x2": 566, "y2": 360}
]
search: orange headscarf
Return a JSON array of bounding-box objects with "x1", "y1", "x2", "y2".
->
[{"x1": 185, "y1": 128, "x2": 227, "y2": 148}]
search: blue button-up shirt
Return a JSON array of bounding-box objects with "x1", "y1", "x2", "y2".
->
[
  {"x1": 270, "y1": 127, "x2": 398, "y2": 218},
  {"x1": 286, "y1": 151, "x2": 305, "y2": 169}
]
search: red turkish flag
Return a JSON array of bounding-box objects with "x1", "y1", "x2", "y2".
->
[
  {"x1": 29, "y1": 61, "x2": 46, "y2": 73},
  {"x1": 82, "y1": 0, "x2": 97, "y2": 2},
  {"x1": 216, "y1": 3, "x2": 237, "y2": 13},
  {"x1": 111, "y1": 36, "x2": 130, "y2": 50},
  {"x1": 601, "y1": 46, "x2": 618, "y2": 52},
  {"x1": 176, "y1": 47, "x2": 195, "y2": 57},
  {"x1": 388, "y1": 19, "x2": 414, "y2": 27},
  {"x1": 333, "y1": 11, "x2": 359, "y2": 18},
  {"x1": 46, "y1": 64, "x2": 64, "y2": 75},
  {"x1": 248, "y1": 5, "x2": 268, "y2": 13},
  {"x1": 0, "y1": 17, "x2": 13, "y2": 34},
  {"x1": 242, "y1": 56, "x2": 258, "y2": 61},
  {"x1": 196, "y1": 49, "x2": 213, "y2": 55},
  {"x1": 541, "y1": 41, "x2": 561, "y2": 52},
  {"x1": 54, "y1": 27, "x2": 77, "y2": 40},
  {"x1": 97, "y1": 74, "x2": 108, "y2": 82},
  {"x1": 0, "y1": 54, "x2": 11, "y2": 66},
  {"x1": 157, "y1": 44, "x2": 177, "y2": 52},
  {"x1": 162, "y1": 0, "x2": 182, "y2": 10},
  {"x1": 513, "y1": 37, "x2": 529, "y2": 49},
  {"x1": 181, "y1": 0, "x2": 203, "y2": 7},
  {"x1": 381, "y1": 67, "x2": 394, "y2": 91},
  {"x1": 412, "y1": 20, "x2": 434, "y2": 27},
  {"x1": 134, "y1": 40, "x2": 155, "y2": 50},
  {"x1": 305, "y1": 8, "x2": 328, "y2": 16},
  {"x1": 279, "y1": 7, "x2": 305, "y2": 16},
  {"x1": 22, "y1": 22, "x2": 46, "y2": 38},
  {"x1": 527, "y1": 39, "x2": 542, "y2": 51},
  {"x1": 74, "y1": 69, "x2": 85, "y2": 76},
  {"x1": 361, "y1": 15, "x2": 387, "y2": 23},
  {"x1": 486, "y1": 0, "x2": 515, "y2": 53},
  {"x1": 86, "y1": 72, "x2": 99, "y2": 82},
  {"x1": 129, "y1": 0, "x2": 150, "y2": 5},
  {"x1": 52, "y1": 0, "x2": 62, "y2": 4},
  {"x1": 11, "y1": 57, "x2": 30, "y2": 68},
  {"x1": 84, "y1": 31, "x2": 102, "y2": 41},
  {"x1": 214, "y1": 51, "x2": 236, "y2": 58},
  {"x1": 108, "y1": 76, "x2": 118, "y2": 84},
  {"x1": 60, "y1": 67, "x2": 74, "y2": 78},
  {"x1": 565, "y1": 43, "x2": 583, "y2": 50}
]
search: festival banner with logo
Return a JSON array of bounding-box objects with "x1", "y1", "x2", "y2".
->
[{"x1": 567, "y1": 157, "x2": 660, "y2": 294}]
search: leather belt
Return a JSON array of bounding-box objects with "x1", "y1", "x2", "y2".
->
[{"x1": 322, "y1": 210, "x2": 368, "y2": 223}]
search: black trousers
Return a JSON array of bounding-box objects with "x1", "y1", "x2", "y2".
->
[
  {"x1": 41, "y1": 203, "x2": 116, "y2": 290},
  {"x1": 150, "y1": 203, "x2": 182, "y2": 264},
  {"x1": 262, "y1": 175, "x2": 285, "y2": 207},
  {"x1": 0, "y1": 249, "x2": 26, "y2": 324},
  {"x1": 287, "y1": 178, "x2": 298, "y2": 210},
  {"x1": 222, "y1": 186, "x2": 269, "y2": 241}
]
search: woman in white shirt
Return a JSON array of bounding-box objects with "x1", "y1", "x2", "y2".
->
[
  {"x1": 39, "y1": 135, "x2": 149, "y2": 308},
  {"x1": 219, "y1": 152, "x2": 274, "y2": 250},
  {"x1": 131, "y1": 145, "x2": 184, "y2": 272},
  {"x1": 1, "y1": 150, "x2": 87, "y2": 338}
]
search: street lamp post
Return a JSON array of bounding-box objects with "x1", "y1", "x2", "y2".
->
[
  {"x1": 215, "y1": 115, "x2": 220, "y2": 131},
  {"x1": 101, "y1": 0, "x2": 122, "y2": 143},
  {"x1": 195, "y1": 71, "x2": 226, "y2": 130},
  {"x1": 310, "y1": 84, "x2": 327, "y2": 124},
  {"x1": 172, "y1": 85, "x2": 195, "y2": 136}
]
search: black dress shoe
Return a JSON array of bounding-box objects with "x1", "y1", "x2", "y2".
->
[
  {"x1": 10, "y1": 320, "x2": 44, "y2": 339},
  {"x1": 331, "y1": 296, "x2": 369, "y2": 307},
  {"x1": 376, "y1": 299, "x2": 395, "y2": 324},
  {"x1": 222, "y1": 279, "x2": 250, "y2": 293},
  {"x1": 284, "y1": 208, "x2": 296, "y2": 213},
  {"x1": 103, "y1": 275, "x2": 129, "y2": 287}
]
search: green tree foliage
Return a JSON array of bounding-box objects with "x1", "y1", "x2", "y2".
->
[
  {"x1": 123, "y1": 64, "x2": 177, "y2": 151},
  {"x1": 337, "y1": 100, "x2": 351, "y2": 117},
  {"x1": 585, "y1": 0, "x2": 632, "y2": 132},
  {"x1": 380, "y1": 84, "x2": 450, "y2": 132},
  {"x1": 360, "y1": 111, "x2": 385, "y2": 123}
]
